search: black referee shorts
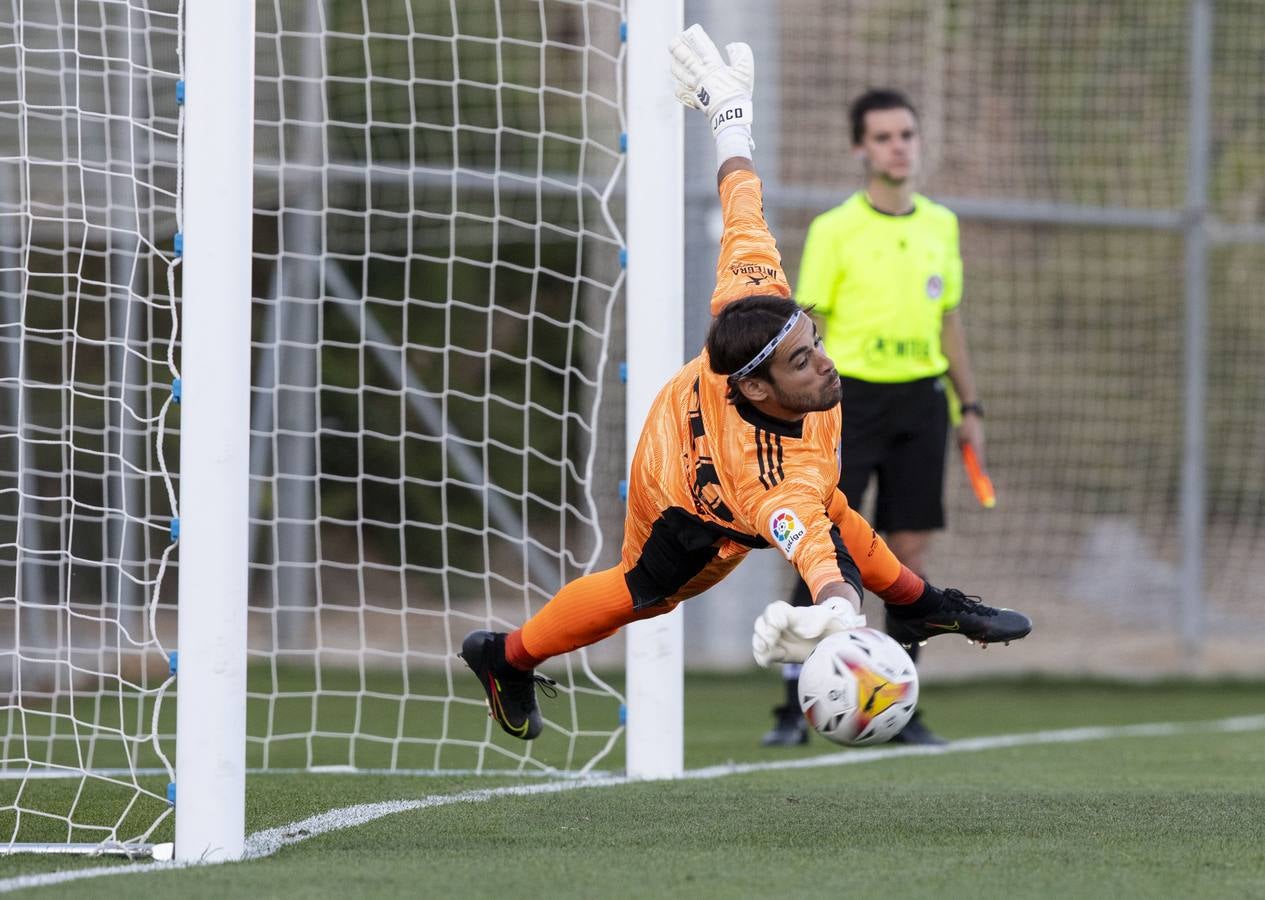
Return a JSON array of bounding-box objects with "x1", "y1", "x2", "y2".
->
[{"x1": 837, "y1": 374, "x2": 949, "y2": 533}]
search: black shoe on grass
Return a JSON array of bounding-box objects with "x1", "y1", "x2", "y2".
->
[
  {"x1": 887, "y1": 588, "x2": 1031, "y2": 647},
  {"x1": 460, "y1": 630, "x2": 556, "y2": 740},
  {"x1": 760, "y1": 704, "x2": 809, "y2": 747},
  {"x1": 889, "y1": 712, "x2": 947, "y2": 746}
]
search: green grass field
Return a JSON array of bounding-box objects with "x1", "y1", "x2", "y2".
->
[{"x1": 2, "y1": 675, "x2": 1264, "y2": 898}]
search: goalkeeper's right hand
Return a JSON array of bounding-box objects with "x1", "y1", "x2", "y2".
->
[
  {"x1": 751, "y1": 597, "x2": 867, "y2": 668},
  {"x1": 668, "y1": 24, "x2": 754, "y2": 136}
]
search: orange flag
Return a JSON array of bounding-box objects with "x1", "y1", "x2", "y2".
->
[{"x1": 961, "y1": 442, "x2": 995, "y2": 509}]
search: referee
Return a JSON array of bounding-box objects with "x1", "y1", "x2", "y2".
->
[{"x1": 763, "y1": 88, "x2": 985, "y2": 747}]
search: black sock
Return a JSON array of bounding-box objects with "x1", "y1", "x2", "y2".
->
[
  {"x1": 885, "y1": 581, "x2": 942, "y2": 619},
  {"x1": 489, "y1": 633, "x2": 524, "y2": 677},
  {"x1": 783, "y1": 675, "x2": 798, "y2": 708}
]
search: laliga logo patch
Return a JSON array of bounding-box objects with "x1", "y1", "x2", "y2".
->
[
  {"x1": 769, "y1": 508, "x2": 806, "y2": 559},
  {"x1": 925, "y1": 274, "x2": 944, "y2": 299}
]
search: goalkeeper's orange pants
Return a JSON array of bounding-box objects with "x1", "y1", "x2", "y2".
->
[{"x1": 506, "y1": 556, "x2": 743, "y2": 670}]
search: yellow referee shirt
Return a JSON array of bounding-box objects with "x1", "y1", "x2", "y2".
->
[{"x1": 798, "y1": 191, "x2": 962, "y2": 383}]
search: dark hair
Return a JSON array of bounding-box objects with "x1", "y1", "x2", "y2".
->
[
  {"x1": 706, "y1": 295, "x2": 807, "y2": 402},
  {"x1": 849, "y1": 88, "x2": 918, "y2": 146}
]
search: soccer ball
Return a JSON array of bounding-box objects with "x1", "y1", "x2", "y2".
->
[{"x1": 797, "y1": 627, "x2": 919, "y2": 746}]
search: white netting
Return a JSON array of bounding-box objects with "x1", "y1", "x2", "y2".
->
[
  {"x1": 0, "y1": 0, "x2": 631, "y2": 855},
  {"x1": 245, "y1": 0, "x2": 628, "y2": 774},
  {"x1": 0, "y1": 0, "x2": 181, "y2": 848}
]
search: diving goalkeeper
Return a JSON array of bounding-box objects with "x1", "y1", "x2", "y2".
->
[{"x1": 461, "y1": 24, "x2": 1031, "y2": 740}]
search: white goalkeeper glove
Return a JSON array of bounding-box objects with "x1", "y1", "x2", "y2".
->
[
  {"x1": 751, "y1": 597, "x2": 867, "y2": 668},
  {"x1": 669, "y1": 24, "x2": 754, "y2": 161}
]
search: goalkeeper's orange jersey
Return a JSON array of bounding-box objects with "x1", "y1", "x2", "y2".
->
[{"x1": 620, "y1": 169, "x2": 904, "y2": 607}]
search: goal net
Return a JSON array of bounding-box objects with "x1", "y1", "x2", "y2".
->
[
  {"x1": 0, "y1": 0, "x2": 628, "y2": 854},
  {"x1": 0, "y1": 0, "x2": 181, "y2": 853},
  {"x1": 245, "y1": 0, "x2": 628, "y2": 776}
]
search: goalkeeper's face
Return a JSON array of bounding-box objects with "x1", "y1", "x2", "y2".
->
[
  {"x1": 761, "y1": 316, "x2": 842, "y2": 416},
  {"x1": 857, "y1": 107, "x2": 919, "y2": 185}
]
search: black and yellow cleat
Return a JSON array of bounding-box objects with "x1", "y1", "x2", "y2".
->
[
  {"x1": 887, "y1": 587, "x2": 1031, "y2": 648},
  {"x1": 460, "y1": 630, "x2": 556, "y2": 741}
]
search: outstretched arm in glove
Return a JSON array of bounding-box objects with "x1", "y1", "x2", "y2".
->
[{"x1": 751, "y1": 592, "x2": 867, "y2": 668}]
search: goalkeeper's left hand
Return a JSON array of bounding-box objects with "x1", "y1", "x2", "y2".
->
[
  {"x1": 751, "y1": 597, "x2": 867, "y2": 668},
  {"x1": 669, "y1": 24, "x2": 754, "y2": 136}
]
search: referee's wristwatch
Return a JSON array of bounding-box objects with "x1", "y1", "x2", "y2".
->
[{"x1": 959, "y1": 401, "x2": 985, "y2": 418}]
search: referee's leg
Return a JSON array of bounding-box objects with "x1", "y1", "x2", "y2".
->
[{"x1": 875, "y1": 377, "x2": 949, "y2": 745}]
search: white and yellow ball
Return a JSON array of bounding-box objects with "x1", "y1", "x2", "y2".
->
[{"x1": 798, "y1": 627, "x2": 919, "y2": 746}]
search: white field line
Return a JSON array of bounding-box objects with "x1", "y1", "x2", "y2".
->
[
  {"x1": 0, "y1": 766, "x2": 607, "y2": 781},
  {"x1": 1, "y1": 713, "x2": 1262, "y2": 894}
]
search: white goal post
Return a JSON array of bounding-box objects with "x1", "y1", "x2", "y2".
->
[
  {"x1": 623, "y1": 0, "x2": 684, "y2": 780},
  {"x1": 174, "y1": 0, "x2": 254, "y2": 862}
]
